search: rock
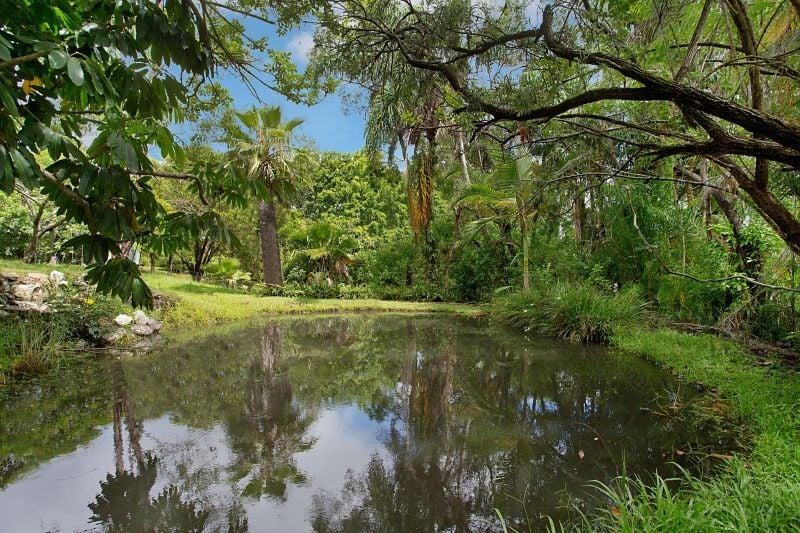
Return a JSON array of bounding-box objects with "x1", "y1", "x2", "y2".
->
[
  {"x1": 49, "y1": 270, "x2": 68, "y2": 286},
  {"x1": 133, "y1": 309, "x2": 149, "y2": 325},
  {"x1": 114, "y1": 313, "x2": 134, "y2": 326},
  {"x1": 21, "y1": 273, "x2": 49, "y2": 284},
  {"x1": 131, "y1": 324, "x2": 154, "y2": 336},
  {"x1": 103, "y1": 328, "x2": 127, "y2": 344},
  {"x1": 0, "y1": 310, "x2": 9, "y2": 318},
  {"x1": 13, "y1": 301, "x2": 50, "y2": 313},
  {"x1": 131, "y1": 334, "x2": 162, "y2": 352},
  {"x1": 146, "y1": 318, "x2": 162, "y2": 331},
  {"x1": 11, "y1": 284, "x2": 45, "y2": 302},
  {"x1": 0, "y1": 272, "x2": 19, "y2": 281}
]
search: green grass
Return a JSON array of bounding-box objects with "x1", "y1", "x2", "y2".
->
[
  {"x1": 489, "y1": 281, "x2": 646, "y2": 342},
  {"x1": 0, "y1": 260, "x2": 479, "y2": 332},
  {"x1": 0, "y1": 259, "x2": 85, "y2": 279},
  {"x1": 144, "y1": 272, "x2": 478, "y2": 328},
  {"x1": 569, "y1": 328, "x2": 800, "y2": 532},
  {"x1": 0, "y1": 316, "x2": 69, "y2": 385}
]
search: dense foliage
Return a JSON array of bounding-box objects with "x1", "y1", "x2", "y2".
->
[{"x1": 2, "y1": 1, "x2": 800, "y2": 531}]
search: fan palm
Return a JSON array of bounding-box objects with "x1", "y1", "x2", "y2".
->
[
  {"x1": 286, "y1": 220, "x2": 358, "y2": 281},
  {"x1": 457, "y1": 151, "x2": 542, "y2": 292},
  {"x1": 229, "y1": 106, "x2": 313, "y2": 284}
]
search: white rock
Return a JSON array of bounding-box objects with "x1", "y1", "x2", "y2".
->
[
  {"x1": 146, "y1": 318, "x2": 162, "y2": 331},
  {"x1": 0, "y1": 272, "x2": 19, "y2": 281},
  {"x1": 49, "y1": 270, "x2": 68, "y2": 286},
  {"x1": 13, "y1": 301, "x2": 49, "y2": 312},
  {"x1": 11, "y1": 284, "x2": 45, "y2": 302},
  {"x1": 104, "y1": 328, "x2": 127, "y2": 344},
  {"x1": 131, "y1": 324, "x2": 154, "y2": 336},
  {"x1": 21, "y1": 273, "x2": 49, "y2": 284},
  {"x1": 114, "y1": 313, "x2": 134, "y2": 326},
  {"x1": 133, "y1": 310, "x2": 149, "y2": 325}
]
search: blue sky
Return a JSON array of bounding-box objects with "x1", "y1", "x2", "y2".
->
[
  {"x1": 175, "y1": 1, "x2": 543, "y2": 155},
  {"x1": 206, "y1": 21, "x2": 367, "y2": 154}
]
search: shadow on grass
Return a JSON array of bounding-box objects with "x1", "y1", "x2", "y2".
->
[{"x1": 170, "y1": 283, "x2": 243, "y2": 296}]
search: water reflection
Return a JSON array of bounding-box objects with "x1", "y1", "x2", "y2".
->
[
  {"x1": 0, "y1": 315, "x2": 721, "y2": 531},
  {"x1": 232, "y1": 323, "x2": 316, "y2": 501}
]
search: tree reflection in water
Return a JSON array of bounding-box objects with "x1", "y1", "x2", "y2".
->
[
  {"x1": 228, "y1": 322, "x2": 317, "y2": 501},
  {"x1": 307, "y1": 318, "x2": 702, "y2": 532},
  {"x1": 88, "y1": 361, "x2": 215, "y2": 532},
  {"x1": 0, "y1": 316, "x2": 720, "y2": 532}
]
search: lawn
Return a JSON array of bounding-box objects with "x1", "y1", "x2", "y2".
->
[{"x1": 0, "y1": 260, "x2": 479, "y2": 331}]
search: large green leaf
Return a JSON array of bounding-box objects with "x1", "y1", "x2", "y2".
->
[
  {"x1": 66, "y1": 57, "x2": 84, "y2": 86},
  {"x1": 48, "y1": 49, "x2": 69, "y2": 69}
]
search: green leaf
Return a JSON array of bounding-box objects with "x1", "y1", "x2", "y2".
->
[
  {"x1": 0, "y1": 85, "x2": 18, "y2": 117},
  {"x1": 33, "y1": 41, "x2": 56, "y2": 52},
  {"x1": 107, "y1": 131, "x2": 139, "y2": 170},
  {"x1": 67, "y1": 57, "x2": 84, "y2": 86},
  {"x1": 48, "y1": 49, "x2": 69, "y2": 69}
]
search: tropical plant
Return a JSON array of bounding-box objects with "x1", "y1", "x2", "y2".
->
[
  {"x1": 205, "y1": 256, "x2": 252, "y2": 288},
  {"x1": 457, "y1": 151, "x2": 542, "y2": 292},
  {"x1": 226, "y1": 106, "x2": 315, "y2": 285},
  {"x1": 284, "y1": 220, "x2": 358, "y2": 282}
]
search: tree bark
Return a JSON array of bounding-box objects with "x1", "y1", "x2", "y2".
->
[
  {"x1": 521, "y1": 216, "x2": 530, "y2": 292},
  {"x1": 259, "y1": 199, "x2": 283, "y2": 285}
]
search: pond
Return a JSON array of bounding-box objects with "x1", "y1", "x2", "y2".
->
[{"x1": 0, "y1": 314, "x2": 722, "y2": 532}]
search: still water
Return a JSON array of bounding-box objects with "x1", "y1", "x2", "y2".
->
[{"x1": 0, "y1": 315, "x2": 717, "y2": 532}]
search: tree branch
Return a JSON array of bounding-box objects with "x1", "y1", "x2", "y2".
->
[{"x1": 0, "y1": 50, "x2": 47, "y2": 69}]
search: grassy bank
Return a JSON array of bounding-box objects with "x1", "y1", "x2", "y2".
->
[
  {"x1": 488, "y1": 287, "x2": 800, "y2": 531},
  {"x1": 0, "y1": 260, "x2": 477, "y2": 383},
  {"x1": 141, "y1": 270, "x2": 479, "y2": 329},
  {"x1": 588, "y1": 328, "x2": 800, "y2": 532}
]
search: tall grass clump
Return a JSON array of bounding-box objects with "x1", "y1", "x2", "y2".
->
[
  {"x1": 490, "y1": 280, "x2": 646, "y2": 342},
  {"x1": 0, "y1": 316, "x2": 67, "y2": 380}
]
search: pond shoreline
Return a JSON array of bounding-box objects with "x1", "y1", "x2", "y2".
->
[
  {"x1": 1, "y1": 261, "x2": 798, "y2": 530},
  {"x1": 579, "y1": 327, "x2": 800, "y2": 531}
]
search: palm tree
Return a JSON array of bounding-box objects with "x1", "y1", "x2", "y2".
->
[
  {"x1": 285, "y1": 220, "x2": 358, "y2": 281},
  {"x1": 456, "y1": 151, "x2": 542, "y2": 292},
  {"x1": 229, "y1": 106, "x2": 313, "y2": 285}
]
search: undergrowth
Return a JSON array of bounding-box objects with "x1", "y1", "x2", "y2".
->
[
  {"x1": 489, "y1": 281, "x2": 646, "y2": 342},
  {"x1": 0, "y1": 316, "x2": 68, "y2": 382}
]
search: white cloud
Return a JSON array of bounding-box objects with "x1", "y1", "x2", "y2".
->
[{"x1": 285, "y1": 31, "x2": 315, "y2": 65}]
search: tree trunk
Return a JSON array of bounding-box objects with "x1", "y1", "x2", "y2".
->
[
  {"x1": 574, "y1": 188, "x2": 585, "y2": 242},
  {"x1": 259, "y1": 200, "x2": 283, "y2": 285},
  {"x1": 521, "y1": 216, "x2": 530, "y2": 292},
  {"x1": 23, "y1": 232, "x2": 39, "y2": 263},
  {"x1": 23, "y1": 203, "x2": 46, "y2": 263},
  {"x1": 455, "y1": 128, "x2": 471, "y2": 188}
]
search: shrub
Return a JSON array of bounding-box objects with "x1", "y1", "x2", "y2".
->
[
  {"x1": 258, "y1": 282, "x2": 306, "y2": 298},
  {"x1": 48, "y1": 286, "x2": 126, "y2": 345},
  {"x1": 490, "y1": 280, "x2": 647, "y2": 343},
  {"x1": 337, "y1": 284, "x2": 370, "y2": 299}
]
